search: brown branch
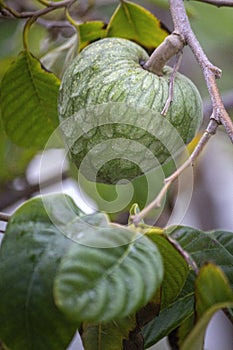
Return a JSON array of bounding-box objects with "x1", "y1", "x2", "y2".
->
[
  {"x1": 132, "y1": 119, "x2": 218, "y2": 224},
  {"x1": 194, "y1": 0, "x2": 233, "y2": 7},
  {"x1": 1, "y1": 0, "x2": 76, "y2": 19},
  {"x1": 143, "y1": 33, "x2": 184, "y2": 76},
  {"x1": 169, "y1": 0, "x2": 233, "y2": 143}
]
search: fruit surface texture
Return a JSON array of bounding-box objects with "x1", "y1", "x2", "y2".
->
[{"x1": 59, "y1": 38, "x2": 203, "y2": 184}]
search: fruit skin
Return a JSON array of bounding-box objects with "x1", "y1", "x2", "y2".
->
[{"x1": 58, "y1": 38, "x2": 203, "y2": 184}]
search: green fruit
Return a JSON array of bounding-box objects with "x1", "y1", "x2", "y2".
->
[{"x1": 58, "y1": 38, "x2": 202, "y2": 184}]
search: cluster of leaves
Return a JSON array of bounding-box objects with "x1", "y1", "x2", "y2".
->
[
  {"x1": 0, "y1": 194, "x2": 232, "y2": 349},
  {"x1": 0, "y1": 1, "x2": 233, "y2": 349}
]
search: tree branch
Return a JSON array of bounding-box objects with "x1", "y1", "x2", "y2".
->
[
  {"x1": 1, "y1": 0, "x2": 76, "y2": 19},
  {"x1": 169, "y1": 0, "x2": 233, "y2": 142},
  {"x1": 194, "y1": 0, "x2": 233, "y2": 7}
]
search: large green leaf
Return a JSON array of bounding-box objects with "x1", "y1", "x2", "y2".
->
[
  {"x1": 0, "y1": 51, "x2": 60, "y2": 149},
  {"x1": 81, "y1": 316, "x2": 137, "y2": 350},
  {"x1": 0, "y1": 194, "x2": 79, "y2": 350},
  {"x1": 106, "y1": 0, "x2": 168, "y2": 49},
  {"x1": 146, "y1": 228, "x2": 189, "y2": 308},
  {"x1": 143, "y1": 225, "x2": 233, "y2": 348},
  {"x1": 181, "y1": 264, "x2": 233, "y2": 350},
  {"x1": 54, "y1": 225, "x2": 164, "y2": 323},
  {"x1": 168, "y1": 226, "x2": 233, "y2": 287},
  {"x1": 143, "y1": 271, "x2": 196, "y2": 348}
]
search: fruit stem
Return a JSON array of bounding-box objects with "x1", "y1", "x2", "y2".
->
[{"x1": 143, "y1": 32, "x2": 185, "y2": 76}]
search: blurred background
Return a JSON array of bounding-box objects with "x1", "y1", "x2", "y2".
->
[{"x1": 0, "y1": 1, "x2": 233, "y2": 349}]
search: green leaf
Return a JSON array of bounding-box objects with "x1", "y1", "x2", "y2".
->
[
  {"x1": 54, "y1": 225, "x2": 164, "y2": 323},
  {"x1": 78, "y1": 21, "x2": 107, "y2": 51},
  {"x1": 106, "y1": 0, "x2": 168, "y2": 49},
  {"x1": 0, "y1": 51, "x2": 60, "y2": 149},
  {"x1": 0, "y1": 194, "x2": 79, "y2": 350},
  {"x1": 0, "y1": 57, "x2": 14, "y2": 79},
  {"x1": 81, "y1": 316, "x2": 136, "y2": 350},
  {"x1": 181, "y1": 263, "x2": 233, "y2": 350},
  {"x1": 146, "y1": 229, "x2": 189, "y2": 308},
  {"x1": 195, "y1": 263, "x2": 233, "y2": 316},
  {"x1": 157, "y1": 226, "x2": 233, "y2": 349},
  {"x1": 168, "y1": 226, "x2": 233, "y2": 287},
  {"x1": 143, "y1": 271, "x2": 195, "y2": 348}
]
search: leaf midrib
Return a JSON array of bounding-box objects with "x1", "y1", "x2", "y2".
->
[{"x1": 25, "y1": 52, "x2": 57, "y2": 132}]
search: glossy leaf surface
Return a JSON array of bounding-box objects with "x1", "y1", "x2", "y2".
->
[
  {"x1": 54, "y1": 224, "x2": 164, "y2": 322},
  {"x1": 169, "y1": 226, "x2": 233, "y2": 286},
  {"x1": 0, "y1": 195, "x2": 78, "y2": 350}
]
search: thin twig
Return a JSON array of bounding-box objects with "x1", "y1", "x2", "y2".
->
[
  {"x1": 169, "y1": 0, "x2": 233, "y2": 143},
  {"x1": 132, "y1": 119, "x2": 218, "y2": 224},
  {"x1": 195, "y1": 0, "x2": 233, "y2": 7},
  {"x1": 161, "y1": 51, "x2": 183, "y2": 115},
  {"x1": 1, "y1": 0, "x2": 76, "y2": 19},
  {"x1": 132, "y1": 182, "x2": 171, "y2": 225},
  {"x1": 0, "y1": 212, "x2": 11, "y2": 222}
]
